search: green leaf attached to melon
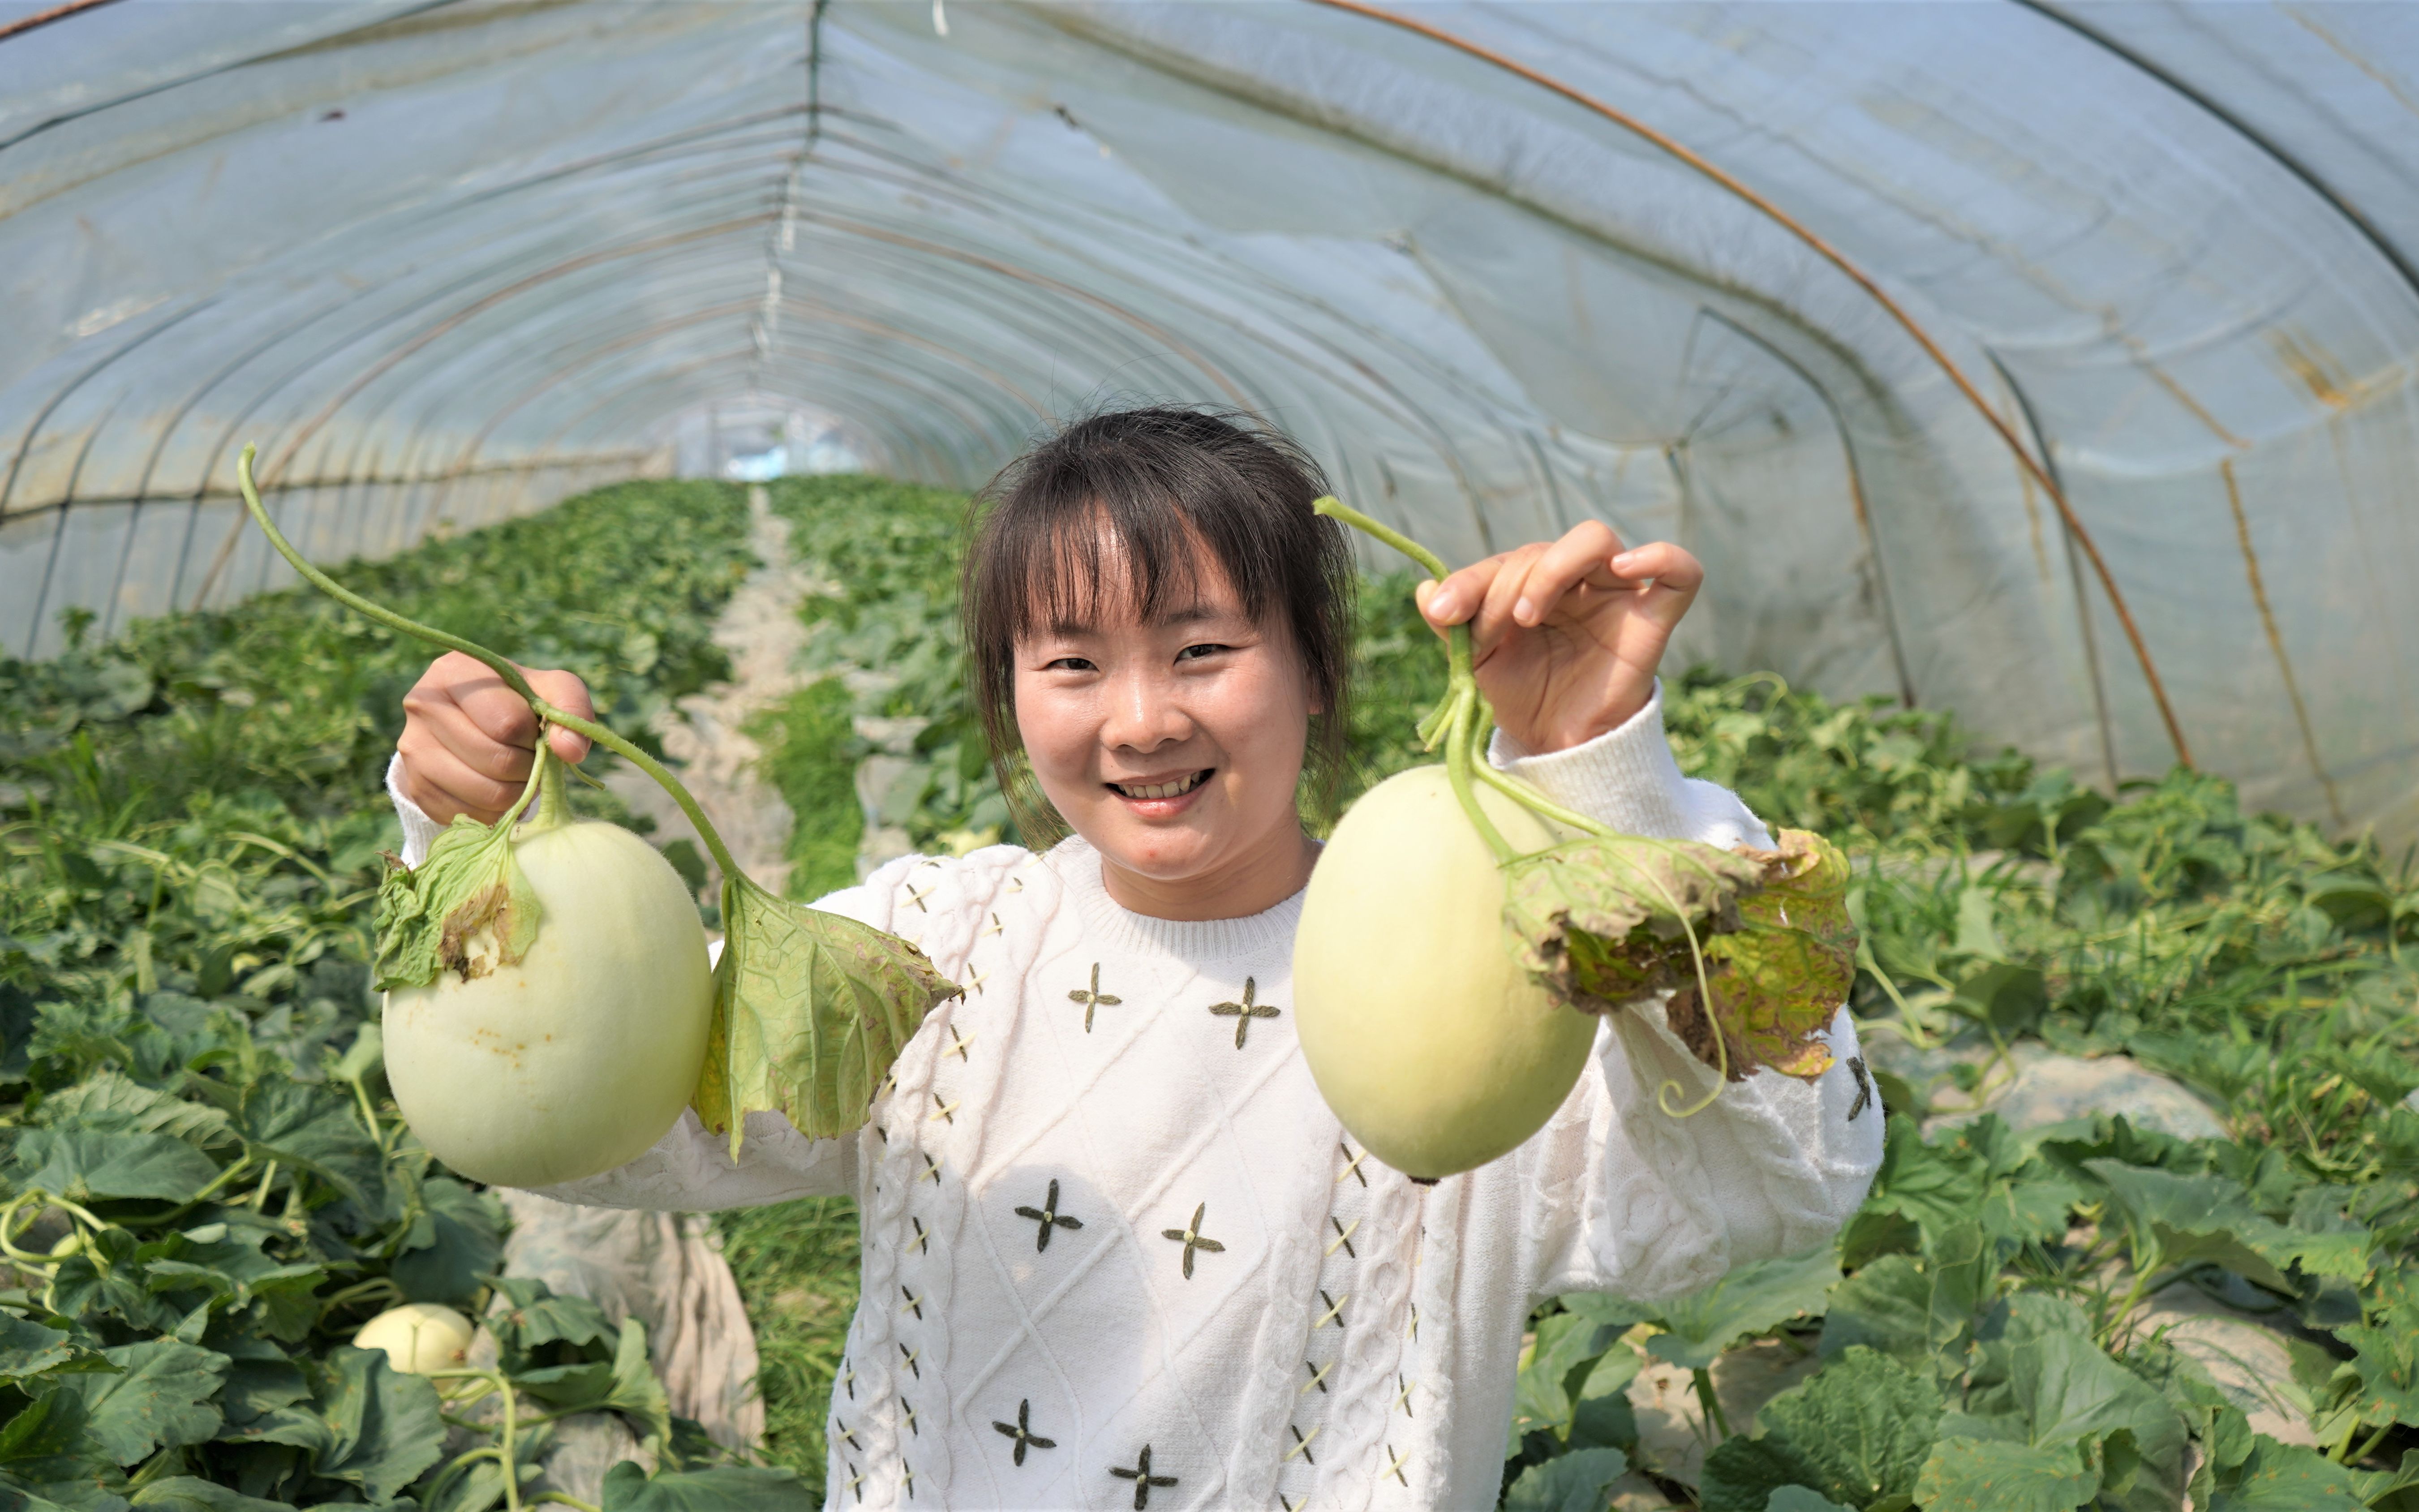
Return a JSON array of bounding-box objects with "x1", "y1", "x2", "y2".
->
[
  {"x1": 371, "y1": 757, "x2": 561, "y2": 992},
  {"x1": 692, "y1": 876, "x2": 962, "y2": 1151}
]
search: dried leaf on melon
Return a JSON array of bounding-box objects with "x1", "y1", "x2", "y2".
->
[
  {"x1": 1505, "y1": 826, "x2": 1856, "y2": 1084},
  {"x1": 1503, "y1": 834, "x2": 1766, "y2": 1012},
  {"x1": 1676, "y1": 828, "x2": 1857, "y2": 1082}
]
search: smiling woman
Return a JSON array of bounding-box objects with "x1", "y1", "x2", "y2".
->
[{"x1": 384, "y1": 402, "x2": 1881, "y2": 1509}]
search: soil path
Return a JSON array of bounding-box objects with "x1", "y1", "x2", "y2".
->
[{"x1": 606, "y1": 483, "x2": 821, "y2": 898}]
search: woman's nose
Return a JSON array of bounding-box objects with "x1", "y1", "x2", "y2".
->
[{"x1": 1100, "y1": 666, "x2": 1191, "y2": 751}]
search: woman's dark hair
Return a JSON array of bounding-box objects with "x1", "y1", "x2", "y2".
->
[{"x1": 961, "y1": 405, "x2": 1357, "y2": 849}]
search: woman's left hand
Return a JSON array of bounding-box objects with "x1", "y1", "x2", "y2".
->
[{"x1": 1417, "y1": 520, "x2": 1703, "y2": 754}]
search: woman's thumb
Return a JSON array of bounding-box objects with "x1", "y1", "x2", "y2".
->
[{"x1": 524, "y1": 666, "x2": 596, "y2": 763}]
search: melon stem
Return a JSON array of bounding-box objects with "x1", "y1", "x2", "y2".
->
[
  {"x1": 523, "y1": 744, "x2": 572, "y2": 833},
  {"x1": 236, "y1": 444, "x2": 746, "y2": 887},
  {"x1": 1315, "y1": 496, "x2": 1524, "y2": 863},
  {"x1": 1443, "y1": 682, "x2": 1513, "y2": 864}
]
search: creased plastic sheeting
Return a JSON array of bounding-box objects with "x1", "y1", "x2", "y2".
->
[{"x1": 0, "y1": 1, "x2": 2414, "y2": 846}]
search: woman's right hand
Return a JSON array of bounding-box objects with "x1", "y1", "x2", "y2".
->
[{"x1": 395, "y1": 652, "x2": 597, "y2": 825}]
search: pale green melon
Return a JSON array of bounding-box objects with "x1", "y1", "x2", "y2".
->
[
  {"x1": 1294, "y1": 765, "x2": 1596, "y2": 1180},
  {"x1": 354, "y1": 1302, "x2": 474, "y2": 1374},
  {"x1": 384, "y1": 820, "x2": 712, "y2": 1188}
]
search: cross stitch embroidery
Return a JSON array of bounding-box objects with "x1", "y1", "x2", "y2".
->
[
  {"x1": 1337, "y1": 1142, "x2": 1369, "y2": 1187},
  {"x1": 1207, "y1": 975, "x2": 1281, "y2": 1048},
  {"x1": 1013, "y1": 1178, "x2": 1084, "y2": 1251},
  {"x1": 992, "y1": 1399, "x2": 1056, "y2": 1466},
  {"x1": 1160, "y1": 1201, "x2": 1226, "y2": 1279},
  {"x1": 1069, "y1": 962, "x2": 1122, "y2": 1031},
  {"x1": 1109, "y1": 1444, "x2": 1178, "y2": 1508}
]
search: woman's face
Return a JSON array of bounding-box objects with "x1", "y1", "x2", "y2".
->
[{"x1": 1013, "y1": 545, "x2": 1315, "y2": 911}]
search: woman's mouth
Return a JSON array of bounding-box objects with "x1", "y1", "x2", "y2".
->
[{"x1": 1107, "y1": 769, "x2": 1213, "y2": 802}]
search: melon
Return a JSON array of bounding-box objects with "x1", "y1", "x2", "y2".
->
[{"x1": 1294, "y1": 765, "x2": 1594, "y2": 1180}]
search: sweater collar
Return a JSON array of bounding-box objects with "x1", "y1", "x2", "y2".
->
[{"x1": 1042, "y1": 835, "x2": 1306, "y2": 965}]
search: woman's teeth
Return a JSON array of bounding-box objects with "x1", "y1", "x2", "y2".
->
[{"x1": 1113, "y1": 770, "x2": 1210, "y2": 800}]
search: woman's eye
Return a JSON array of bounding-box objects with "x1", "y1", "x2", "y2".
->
[{"x1": 1175, "y1": 643, "x2": 1229, "y2": 663}]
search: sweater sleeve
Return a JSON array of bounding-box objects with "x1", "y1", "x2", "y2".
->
[
  {"x1": 382, "y1": 755, "x2": 965, "y2": 1211},
  {"x1": 1478, "y1": 684, "x2": 1883, "y2": 1303}
]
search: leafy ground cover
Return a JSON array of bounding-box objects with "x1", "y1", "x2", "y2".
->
[
  {"x1": 8, "y1": 471, "x2": 2414, "y2": 1511},
  {"x1": 0, "y1": 480, "x2": 812, "y2": 1508}
]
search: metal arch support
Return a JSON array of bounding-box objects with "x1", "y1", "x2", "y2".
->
[
  {"x1": 0, "y1": 0, "x2": 128, "y2": 47},
  {"x1": 1684, "y1": 307, "x2": 1921, "y2": 713},
  {"x1": 1301, "y1": 0, "x2": 2194, "y2": 769},
  {"x1": 2012, "y1": 0, "x2": 2419, "y2": 305}
]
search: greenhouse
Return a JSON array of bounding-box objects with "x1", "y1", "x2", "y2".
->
[{"x1": 3, "y1": 4, "x2": 2417, "y2": 1511}]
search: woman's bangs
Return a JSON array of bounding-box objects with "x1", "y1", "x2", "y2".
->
[{"x1": 1003, "y1": 497, "x2": 1215, "y2": 643}]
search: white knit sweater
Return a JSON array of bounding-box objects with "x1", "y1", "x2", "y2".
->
[{"x1": 389, "y1": 686, "x2": 1882, "y2": 1510}]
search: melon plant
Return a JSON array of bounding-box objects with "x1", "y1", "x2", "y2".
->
[
  {"x1": 236, "y1": 446, "x2": 959, "y2": 1180},
  {"x1": 1296, "y1": 498, "x2": 1856, "y2": 1179}
]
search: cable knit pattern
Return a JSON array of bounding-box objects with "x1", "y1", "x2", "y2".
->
[{"x1": 382, "y1": 685, "x2": 1883, "y2": 1509}]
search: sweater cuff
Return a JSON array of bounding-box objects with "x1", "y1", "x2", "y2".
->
[
  {"x1": 385, "y1": 751, "x2": 452, "y2": 868},
  {"x1": 1485, "y1": 679, "x2": 1695, "y2": 839}
]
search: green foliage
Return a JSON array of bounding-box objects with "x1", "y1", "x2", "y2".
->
[
  {"x1": 1702, "y1": 1347, "x2": 1940, "y2": 1511},
  {"x1": 744, "y1": 680, "x2": 860, "y2": 902},
  {"x1": 759, "y1": 475, "x2": 1004, "y2": 852},
  {"x1": 1342, "y1": 569, "x2": 1454, "y2": 805},
  {"x1": 0, "y1": 480, "x2": 799, "y2": 1507},
  {"x1": 707, "y1": 1198, "x2": 859, "y2": 1497},
  {"x1": 1504, "y1": 1446, "x2": 1630, "y2": 1512}
]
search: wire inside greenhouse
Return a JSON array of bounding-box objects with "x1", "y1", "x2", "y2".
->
[{"x1": 3, "y1": 4, "x2": 2416, "y2": 1511}]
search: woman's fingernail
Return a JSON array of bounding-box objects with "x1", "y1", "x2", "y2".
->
[
  {"x1": 1514, "y1": 596, "x2": 1534, "y2": 624},
  {"x1": 1429, "y1": 590, "x2": 1456, "y2": 619},
  {"x1": 1612, "y1": 550, "x2": 1639, "y2": 570}
]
